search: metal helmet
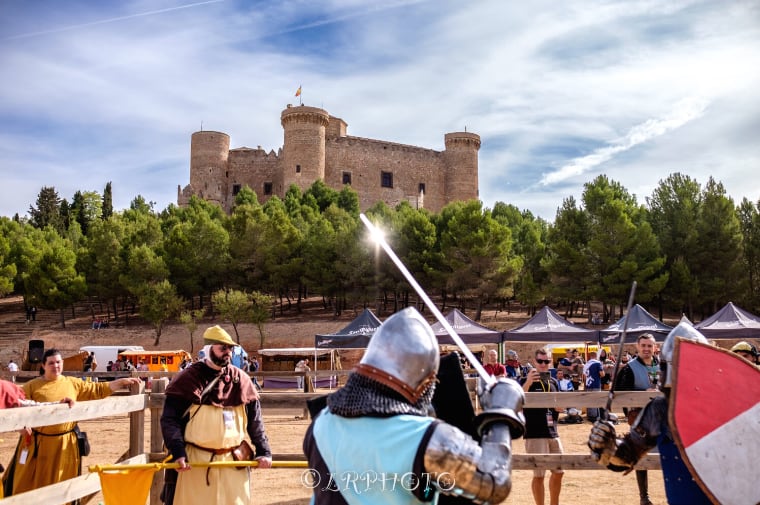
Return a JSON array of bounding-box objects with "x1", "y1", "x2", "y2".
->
[
  {"x1": 660, "y1": 321, "x2": 709, "y2": 388},
  {"x1": 358, "y1": 307, "x2": 439, "y2": 403}
]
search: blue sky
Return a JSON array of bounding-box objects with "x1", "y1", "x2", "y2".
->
[{"x1": 1, "y1": 0, "x2": 759, "y2": 222}]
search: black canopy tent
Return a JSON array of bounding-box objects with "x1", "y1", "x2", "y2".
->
[
  {"x1": 430, "y1": 308, "x2": 503, "y2": 345},
  {"x1": 599, "y1": 304, "x2": 673, "y2": 343},
  {"x1": 695, "y1": 302, "x2": 760, "y2": 339},
  {"x1": 502, "y1": 306, "x2": 599, "y2": 343},
  {"x1": 315, "y1": 308, "x2": 382, "y2": 349}
]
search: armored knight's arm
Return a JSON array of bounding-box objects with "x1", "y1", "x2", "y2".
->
[
  {"x1": 424, "y1": 379, "x2": 525, "y2": 504},
  {"x1": 589, "y1": 396, "x2": 667, "y2": 472}
]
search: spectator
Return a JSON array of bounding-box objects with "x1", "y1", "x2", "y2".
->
[
  {"x1": 583, "y1": 351, "x2": 605, "y2": 421},
  {"x1": 7, "y1": 360, "x2": 19, "y2": 383},
  {"x1": 83, "y1": 352, "x2": 97, "y2": 372},
  {"x1": 295, "y1": 358, "x2": 310, "y2": 390},
  {"x1": 484, "y1": 349, "x2": 506, "y2": 377},
  {"x1": 251, "y1": 356, "x2": 261, "y2": 391},
  {"x1": 30, "y1": 306, "x2": 36, "y2": 322},
  {"x1": 613, "y1": 333, "x2": 659, "y2": 505},
  {"x1": 160, "y1": 325, "x2": 272, "y2": 504},
  {"x1": 556, "y1": 369, "x2": 574, "y2": 392},
  {"x1": 505, "y1": 349, "x2": 522, "y2": 379},
  {"x1": 5, "y1": 349, "x2": 140, "y2": 498},
  {"x1": 520, "y1": 347, "x2": 564, "y2": 505},
  {"x1": 730, "y1": 341, "x2": 759, "y2": 364}
]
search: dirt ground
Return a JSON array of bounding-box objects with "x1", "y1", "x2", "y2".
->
[
  {"x1": 0, "y1": 407, "x2": 667, "y2": 505},
  {"x1": 0, "y1": 299, "x2": 671, "y2": 504}
]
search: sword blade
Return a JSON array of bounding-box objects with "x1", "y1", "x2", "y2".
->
[{"x1": 360, "y1": 213, "x2": 495, "y2": 385}]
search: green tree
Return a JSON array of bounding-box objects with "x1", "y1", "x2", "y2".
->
[
  {"x1": 692, "y1": 177, "x2": 745, "y2": 314},
  {"x1": 492, "y1": 203, "x2": 549, "y2": 313},
  {"x1": 582, "y1": 175, "x2": 667, "y2": 318},
  {"x1": 647, "y1": 173, "x2": 701, "y2": 317},
  {"x1": 250, "y1": 291, "x2": 274, "y2": 348},
  {"x1": 102, "y1": 181, "x2": 114, "y2": 220},
  {"x1": 164, "y1": 197, "x2": 230, "y2": 303},
  {"x1": 738, "y1": 197, "x2": 760, "y2": 306},
  {"x1": 29, "y1": 186, "x2": 62, "y2": 231},
  {"x1": 179, "y1": 308, "x2": 205, "y2": 353},
  {"x1": 23, "y1": 229, "x2": 86, "y2": 327},
  {"x1": 139, "y1": 280, "x2": 184, "y2": 346},
  {"x1": 437, "y1": 200, "x2": 520, "y2": 320},
  {"x1": 261, "y1": 197, "x2": 305, "y2": 313},
  {"x1": 70, "y1": 190, "x2": 102, "y2": 236},
  {"x1": 0, "y1": 218, "x2": 18, "y2": 296},
  {"x1": 212, "y1": 289, "x2": 255, "y2": 343},
  {"x1": 543, "y1": 197, "x2": 594, "y2": 317},
  {"x1": 84, "y1": 217, "x2": 127, "y2": 318}
]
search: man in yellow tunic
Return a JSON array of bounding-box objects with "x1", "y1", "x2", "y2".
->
[
  {"x1": 3, "y1": 348, "x2": 140, "y2": 501},
  {"x1": 161, "y1": 325, "x2": 272, "y2": 505}
]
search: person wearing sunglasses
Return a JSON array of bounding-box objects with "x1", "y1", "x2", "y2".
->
[
  {"x1": 161, "y1": 325, "x2": 272, "y2": 505},
  {"x1": 520, "y1": 348, "x2": 564, "y2": 505}
]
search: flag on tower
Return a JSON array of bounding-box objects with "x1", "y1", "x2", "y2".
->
[{"x1": 295, "y1": 85, "x2": 302, "y2": 97}]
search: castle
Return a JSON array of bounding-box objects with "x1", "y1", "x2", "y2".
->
[{"x1": 178, "y1": 104, "x2": 480, "y2": 214}]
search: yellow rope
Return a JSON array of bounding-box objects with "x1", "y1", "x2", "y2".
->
[{"x1": 89, "y1": 460, "x2": 307, "y2": 472}]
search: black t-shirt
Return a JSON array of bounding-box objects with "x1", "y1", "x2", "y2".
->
[{"x1": 520, "y1": 377, "x2": 560, "y2": 439}]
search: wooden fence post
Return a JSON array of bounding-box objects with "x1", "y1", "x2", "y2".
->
[
  {"x1": 129, "y1": 379, "x2": 145, "y2": 457},
  {"x1": 149, "y1": 378, "x2": 169, "y2": 505}
]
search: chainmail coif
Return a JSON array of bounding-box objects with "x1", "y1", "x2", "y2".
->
[{"x1": 327, "y1": 371, "x2": 436, "y2": 418}]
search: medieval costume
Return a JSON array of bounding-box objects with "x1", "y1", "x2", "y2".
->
[
  {"x1": 8, "y1": 376, "x2": 112, "y2": 496},
  {"x1": 161, "y1": 325, "x2": 271, "y2": 505},
  {"x1": 589, "y1": 322, "x2": 713, "y2": 505},
  {"x1": 304, "y1": 307, "x2": 526, "y2": 504}
]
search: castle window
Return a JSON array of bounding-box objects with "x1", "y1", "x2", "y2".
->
[
  {"x1": 418, "y1": 183, "x2": 426, "y2": 194},
  {"x1": 342, "y1": 172, "x2": 352, "y2": 185},
  {"x1": 264, "y1": 182, "x2": 273, "y2": 195},
  {"x1": 381, "y1": 171, "x2": 393, "y2": 188},
  {"x1": 232, "y1": 184, "x2": 241, "y2": 196},
  {"x1": 296, "y1": 164, "x2": 301, "y2": 173}
]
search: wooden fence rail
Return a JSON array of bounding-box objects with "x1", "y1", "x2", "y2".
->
[{"x1": 0, "y1": 382, "x2": 662, "y2": 505}]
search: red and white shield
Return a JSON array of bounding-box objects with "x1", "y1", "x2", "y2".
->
[{"x1": 670, "y1": 338, "x2": 760, "y2": 505}]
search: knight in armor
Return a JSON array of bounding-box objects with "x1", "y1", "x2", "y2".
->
[
  {"x1": 303, "y1": 307, "x2": 525, "y2": 504},
  {"x1": 588, "y1": 321, "x2": 713, "y2": 505}
]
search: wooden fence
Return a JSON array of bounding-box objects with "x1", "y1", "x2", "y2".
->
[{"x1": 0, "y1": 372, "x2": 662, "y2": 505}]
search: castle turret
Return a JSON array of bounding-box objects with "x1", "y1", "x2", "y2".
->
[
  {"x1": 280, "y1": 105, "x2": 330, "y2": 193},
  {"x1": 190, "y1": 131, "x2": 230, "y2": 207},
  {"x1": 444, "y1": 132, "x2": 480, "y2": 202}
]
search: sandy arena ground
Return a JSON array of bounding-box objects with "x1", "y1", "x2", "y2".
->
[{"x1": 1, "y1": 403, "x2": 667, "y2": 505}]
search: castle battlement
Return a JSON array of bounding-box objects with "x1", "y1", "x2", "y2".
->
[{"x1": 178, "y1": 105, "x2": 479, "y2": 213}]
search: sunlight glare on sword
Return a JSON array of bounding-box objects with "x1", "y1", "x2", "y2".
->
[{"x1": 359, "y1": 213, "x2": 495, "y2": 386}]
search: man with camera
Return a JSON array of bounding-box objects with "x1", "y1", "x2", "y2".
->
[{"x1": 520, "y1": 348, "x2": 564, "y2": 505}]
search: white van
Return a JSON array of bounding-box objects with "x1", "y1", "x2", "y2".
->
[{"x1": 80, "y1": 345, "x2": 145, "y2": 370}]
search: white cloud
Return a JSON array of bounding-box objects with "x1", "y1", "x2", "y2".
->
[{"x1": 0, "y1": 0, "x2": 759, "y2": 220}]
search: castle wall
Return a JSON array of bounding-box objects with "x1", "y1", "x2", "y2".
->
[
  {"x1": 325, "y1": 137, "x2": 447, "y2": 212},
  {"x1": 182, "y1": 106, "x2": 480, "y2": 214},
  {"x1": 227, "y1": 147, "x2": 281, "y2": 211}
]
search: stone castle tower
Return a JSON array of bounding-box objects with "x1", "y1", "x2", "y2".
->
[{"x1": 178, "y1": 104, "x2": 480, "y2": 213}]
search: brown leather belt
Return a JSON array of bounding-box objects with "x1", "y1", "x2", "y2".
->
[{"x1": 186, "y1": 442, "x2": 235, "y2": 455}]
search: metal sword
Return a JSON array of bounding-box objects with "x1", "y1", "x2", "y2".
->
[
  {"x1": 359, "y1": 213, "x2": 495, "y2": 386},
  {"x1": 603, "y1": 280, "x2": 637, "y2": 417}
]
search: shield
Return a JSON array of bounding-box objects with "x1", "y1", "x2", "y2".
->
[{"x1": 669, "y1": 338, "x2": 760, "y2": 505}]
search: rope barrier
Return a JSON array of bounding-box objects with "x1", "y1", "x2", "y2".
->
[{"x1": 89, "y1": 460, "x2": 307, "y2": 472}]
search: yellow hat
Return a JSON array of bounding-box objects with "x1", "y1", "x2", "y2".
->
[{"x1": 203, "y1": 325, "x2": 237, "y2": 347}]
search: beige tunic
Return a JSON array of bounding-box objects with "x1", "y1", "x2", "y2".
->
[{"x1": 174, "y1": 403, "x2": 250, "y2": 505}]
